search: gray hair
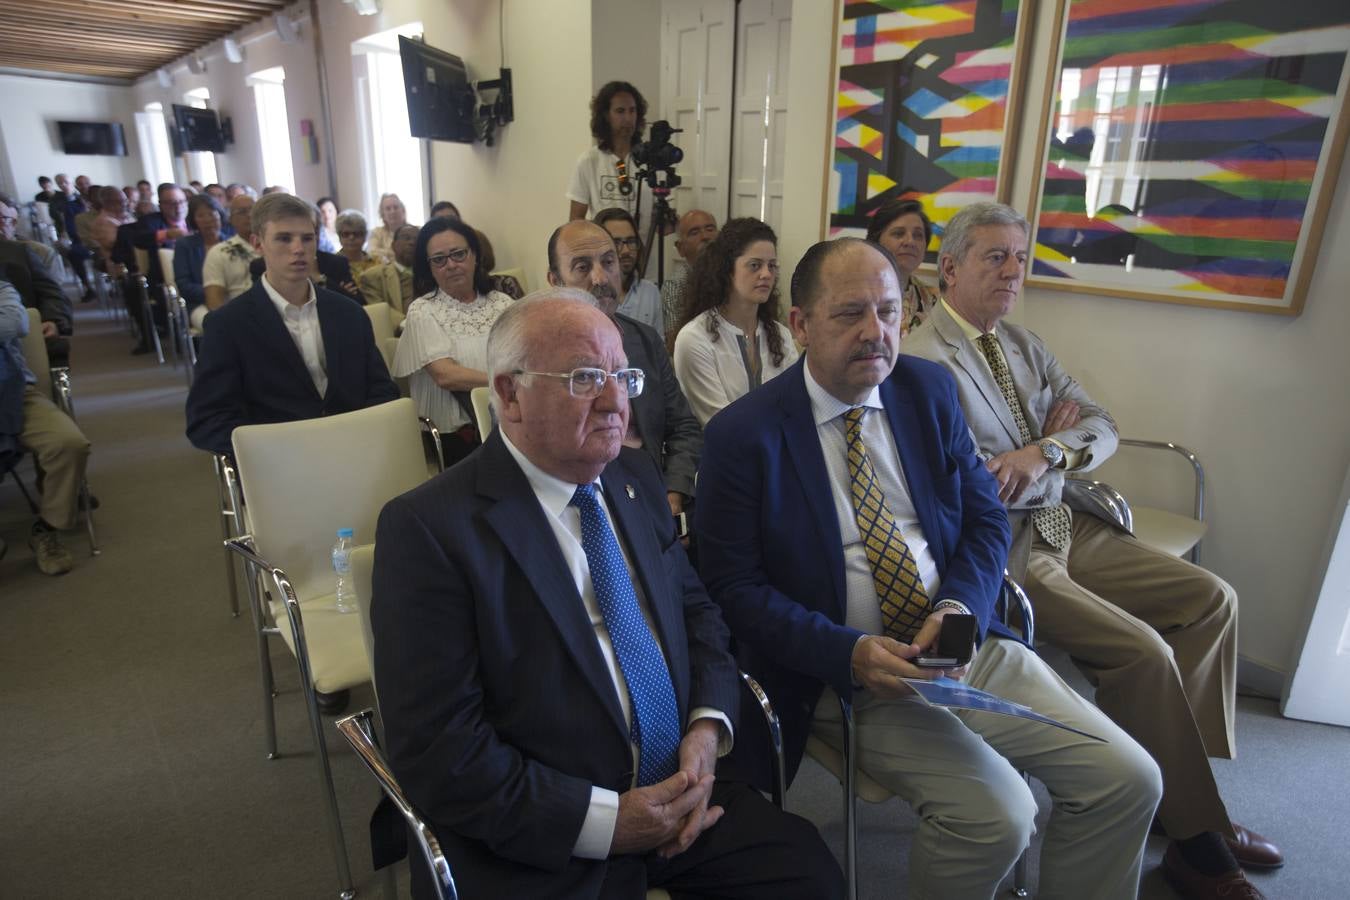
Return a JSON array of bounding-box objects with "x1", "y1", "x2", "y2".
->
[
  {"x1": 937, "y1": 202, "x2": 1030, "y2": 283},
  {"x1": 335, "y1": 210, "x2": 367, "y2": 235},
  {"x1": 250, "y1": 193, "x2": 319, "y2": 238},
  {"x1": 485, "y1": 287, "x2": 600, "y2": 412}
]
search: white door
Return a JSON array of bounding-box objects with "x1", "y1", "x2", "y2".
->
[
  {"x1": 660, "y1": 0, "x2": 735, "y2": 223},
  {"x1": 1282, "y1": 462, "x2": 1350, "y2": 726},
  {"x1": 730, "y1": 0, "x2": 792, "y2": 235}
]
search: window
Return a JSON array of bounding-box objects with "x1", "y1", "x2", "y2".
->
[
  {"x1": 137, "y1": 102, "x2": 175, "y2": 187},
  {"x1": 249, "y1": 67, "x2": 296, "y2": 192},
  {"x1": 353, "y1": 23, "x2": 427, "y2": 225},
  {"x1": 182, "y1": 88, "x2": 220, "y2": 185}
]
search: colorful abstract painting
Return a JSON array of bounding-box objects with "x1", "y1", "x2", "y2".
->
[
  {"x1": 1030, "y1": 0, "x2": 1350, "y2": 312},
  {"x1": 827, "y1": 0, "x2": 1030, "y2": 251}
]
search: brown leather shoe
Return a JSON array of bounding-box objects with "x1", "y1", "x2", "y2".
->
[
  {"x1": 1163, "y1": 843, "x2": 1266, "y2": 899},
  {"x1": 1227, "y1": 824, "x2": 1284, "y2": 870}
]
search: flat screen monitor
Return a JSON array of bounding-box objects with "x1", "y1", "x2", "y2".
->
[
  {"x1": 57, "y1": 121, "x2": 128, "y2": 156},
  {"x1": 399, "y1": 35, "x2": 475, "y2": 143},
  {"x1": 172, "y1": 104, "x2": 226, "y2": 153}
]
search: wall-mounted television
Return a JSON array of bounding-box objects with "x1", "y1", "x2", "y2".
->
[
  {"x1": 172, "y1": 104, "x2": 226, "y2": 153},
  {"x1": 399, "y1": 35, "x2": 475, "y2": 144},
  {"x1": 57, "y1": 121, "x2": 128, "y2": 156}
]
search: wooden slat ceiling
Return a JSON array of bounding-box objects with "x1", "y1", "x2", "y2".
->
[{"x1": 0, "y1": 0, "x2": 294, "y2": 81}]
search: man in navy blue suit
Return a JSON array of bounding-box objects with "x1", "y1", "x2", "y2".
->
[
  {"x1": 370, "y1": 289, "x2": 842, "y2": 900},
  {"x1": 696, "y1": 237, "x2": 1161, "y2": 899},
  {"x1": 184, "y1": 192, "x2": 397, "y2": 457}
]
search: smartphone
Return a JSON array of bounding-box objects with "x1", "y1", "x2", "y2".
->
[
  {"x1": 673, "y1": 511, "x2": 689, "y2": 540},
  {"x1": 915, "y1": 613, "x2": 977, "y2": 667}
]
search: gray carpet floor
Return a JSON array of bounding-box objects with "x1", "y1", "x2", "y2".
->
[{"x1": 2, "y1": 300, "x2": 1346, "y2": 899}]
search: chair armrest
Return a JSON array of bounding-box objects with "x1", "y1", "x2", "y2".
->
[
  {"x1": 50, "y1": 367, "x2": 75, "y2": 418},
  {"x1": 1119, "y1": 438, "x2": 1205, "y2": 523},
  {"x1": 335, "y1": 710, "x2": 459, "y2": 900},
  {"x1": 419, "y1": 417, "x2": 446, "y2": 473},
  {"x1": 999, "y1": 572, "x2": 1035, "y2": 646},
  {"x1": 738, "y1": 670, "x2": 786, "y2": 809},
  {"x1": 1062, "y1": 477, "x2": 1134, "y2": 533}
]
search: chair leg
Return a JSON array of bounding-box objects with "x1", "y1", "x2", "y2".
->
[
  {"x1": 215, "y1": 469, "x2": 240, "y2": 618},
  {"x1": 299, "y1": 675, "x2": 355, "y2": 899},
  {"x1": 141, "y1": 299, "x2": 165, "y2": 365},
  {"x1": 840, "y1": 696, "x2": 859, "y2": 900},
  {"x1": 78, "y1": 479, "x2": 100, "y2": 556},
  {"x1": 1011, "y1": 772, "x2": 1031, "y2": 897},
  {"x1": 8, "y1": 468, "x2": 40, "y2": 515},
  {"x1": 241, "y1": 561, "x2": 279, "y2": 758}
]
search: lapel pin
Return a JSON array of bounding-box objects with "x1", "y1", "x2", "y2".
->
[{"x1": 625, "y1": 484, "x2": 636, "y2": 500}]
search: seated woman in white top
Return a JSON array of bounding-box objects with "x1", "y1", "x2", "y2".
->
[
  {"x1": 392, "y1": 217, "x2": 514, "y2": 465},
  {"x1": 672, "y1": 217, "x2": 798, "y2": 425}
]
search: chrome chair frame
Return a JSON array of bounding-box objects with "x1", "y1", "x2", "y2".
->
[
  {"x1": 213, "y1": 453, "x2": 244, "y2": 616},
  {"x1": 834, "y1": 575, "x2": 1035, "y2": 900},
  {"x1": 128, "y1": 274, "x2": 165, "y2": 364},
  {"x1": 225, "y1": 533, "x2": 355, "y2": 899},
  {"x1": 419, "y1": 417, "x2": 446, "y2": 474}
]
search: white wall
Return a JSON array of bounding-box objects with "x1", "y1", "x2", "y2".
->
[
  {"x1": 776, "y1": 1, "x2": 1350, "y2": 681},
  {"x1": 0, "y1": 75, "x2": 143, "y2": 197},
  {"x1": 592, "y1": 0, "x2": 661, "y2": 106}
]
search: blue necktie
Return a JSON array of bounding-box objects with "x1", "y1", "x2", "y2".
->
[{"x1": 570, "y1": 484, "x2": 681, "y2": 786}]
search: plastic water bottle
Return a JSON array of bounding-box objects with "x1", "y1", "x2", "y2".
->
[{"x1": 332, "y1": 528, "x2": 357, "y2": 614}]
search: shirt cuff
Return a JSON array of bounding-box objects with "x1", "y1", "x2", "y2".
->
[
  {"x1": 934, "y1": 599, "x2": 971, "y2": 616},
  {"x1": 572, "y1": 786, "x2": 619, "y2": 859},
  {"x1": 688, "y1": 708, "x2": 734, "y2": 757},
  {"x1": 1046, "y1": 437, "x2": 1085, "y2": 470}
]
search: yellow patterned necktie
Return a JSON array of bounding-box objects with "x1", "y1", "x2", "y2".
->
[
  {"x1": 843, "y1": 407, "x2": 930, "y2": 643},
  {"x1": 975, "y1": 333, "x2": 1071, "y2": 551}
]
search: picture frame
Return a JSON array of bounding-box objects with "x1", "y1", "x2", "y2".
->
[
  {"x1": 1023, "y1": 0, "x2": 1350, "y2": 315},
  {"x1": 821, "y1": 0, "x2": 1039, "y2": 265}
]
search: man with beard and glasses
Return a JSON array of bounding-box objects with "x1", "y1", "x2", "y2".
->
[
  {"x1": 594, "y1": 207, "x2": 662, "y2": 333},
  {"x1": 547, "y1": 220, "x2": 701, "y2": 523}
]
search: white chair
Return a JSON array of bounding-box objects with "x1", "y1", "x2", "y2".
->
[
  {"x1": 225, "y1": 398, "x2": 431, "y2": 898},
  {"x1": 490, "y1": 266, "x2": 527, "y2": 294},
  {"x1": 469, "y1": 386, "x2": 493, "y2": 442},
  {"x1": 365, "y1": 302, "x2": 396, "y2": 345},
  {"x1": 158, "y1": 247, "x2": 176, "y2": 289}
]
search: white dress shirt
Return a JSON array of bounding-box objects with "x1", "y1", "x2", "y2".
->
[
  {"x1": 499, "y1": 431, "x2": 732, "y2": 860},
  {"x1": 802, "y1": 360, "x2": 944, "y2": 633},
  {"x1": 261, "y1": 274, "x2": 326, "y2": 397},
  {"x1": 673, "y1": 310, "x2": 799, "y2": 426}
]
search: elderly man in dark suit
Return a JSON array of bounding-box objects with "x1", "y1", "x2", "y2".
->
[
  {"x1": 546, "y1": 219, "x2": 702, "y2": 522},
  {"x1": 696, "y1": 237, "x2": 1161, "y2": 899},
  {"x1": 902, "y1": 201, "x2": 1277, "y2": 899},
  {"x1": 185, "y1": 192, "x2": 397, "y2": 458},
  {"x1": 370, "y1": 289, "x2": 842, "y2": 900}
]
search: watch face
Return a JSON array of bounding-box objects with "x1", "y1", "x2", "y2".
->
[{"x1": 1040, "y1": 441, "x2": 1063, "y2": 464}]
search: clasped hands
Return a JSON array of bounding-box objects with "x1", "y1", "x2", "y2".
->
[
  {"x1": 611, "y1": 718, "x2": 723, "y2": 859},
  {"x1": 985, "y1": 399, "x2": 1081, "y2": 503},
  {"x1": 850, "y1": 608, "x2": 971, "y2": 698}
]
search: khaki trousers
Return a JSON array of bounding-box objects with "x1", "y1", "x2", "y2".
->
[
  {"x1": 19, "y1": 384, "x2": 91, "y2": 530},
  {"x1": 1026, "y1": 509, "x2": 1238, "y2": 839},
  {"x1": 811, "y1": 638, "x2": 1161, "y2": 900}
]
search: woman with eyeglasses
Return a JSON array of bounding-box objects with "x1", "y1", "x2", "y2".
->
[
  {"x1": 173, "y1": 193, "x2": 227, "y2": 330},
  {"x1": 335, "y1": 210, "x2": 379, "y2": 281},
  {"x1": 671, "y1": 217, "x2": 798, "y2": 426},
  {"x1": 392, "y1": 217, "x2": 515, "y2": 464},
  {"x1": 866, "y1": 198, "x2": 940, "y2": 335}
]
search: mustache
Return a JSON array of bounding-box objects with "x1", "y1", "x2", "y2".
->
[
  {"x1": 849, "y1": 342, "x2": 892, "y2": 362},
  {"x1": 590, "y1": 284, "x2": 617, "y2": 300}
]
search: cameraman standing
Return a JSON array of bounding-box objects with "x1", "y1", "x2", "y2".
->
[{"x1": 567, "y1": 81, "x2": 658, "y2": 224}]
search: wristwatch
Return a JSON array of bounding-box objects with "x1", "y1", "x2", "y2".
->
[{"x1": 1037, "y1": 439, "x2": 1065, "y2": 468}]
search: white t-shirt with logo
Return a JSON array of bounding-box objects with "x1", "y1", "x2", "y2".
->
[{"x1": 566, "y1": 146, "x2": 652, "y2": 223}]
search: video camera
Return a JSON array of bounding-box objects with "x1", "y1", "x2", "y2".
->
[{"x1": 632, "y1": 120, "x2": 683, "y2": 190}]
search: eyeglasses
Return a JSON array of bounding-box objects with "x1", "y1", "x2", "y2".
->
[
  {"x1": 610, "y1": 237, "x2": 640, "y2": 251},
  {"x1": 514, "y1": 367, "x2": 645, "y2": 399},
  {"x1": 428, "y1": 247, "x2": 472, "y2": 268}
]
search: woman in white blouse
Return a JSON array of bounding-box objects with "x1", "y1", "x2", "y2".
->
[
  {"x1": 672, "y1": 217, "x2": 798, "y2": 425},
  {"x1": 392, "y1": 217, "x2": 514, "y2": 464}
]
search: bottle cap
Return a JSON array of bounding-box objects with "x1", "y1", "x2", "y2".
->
[{"x1": 337, "y1": 528, "x2": 354, "y2": 539}]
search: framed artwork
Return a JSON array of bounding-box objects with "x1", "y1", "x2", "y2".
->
[
  {"x1": 823, "y1": 0, "x2": 1038, "y2": 260},
  {"x1": 1025, "y1": 0, "x2": 1350, "y2": 314}
]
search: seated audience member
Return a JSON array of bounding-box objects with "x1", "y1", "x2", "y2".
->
[
  {"x1": 124, "y1": 182, "x2": 189, "y2": 288},
  {"x1": 472, "y1": 228, "x2": 525, "y2": 300},
  {"x1": 661, "y1": 209, "x2": 719, "y2": 341},
  {"x1": 250, "y1": 243, "x2": 364, "y2": 305},
  {"x1": 594, "y1": 207, "x2": 661, "y2": 332},
  {"x1": 367, "y1": 193, "x2": 407, "y2": 263},
  {"x1": 90, "y1": 186, "x2": 135, "y2": 271},
  {"x1": 316, "y1": 196, "x2": 339, "y2": 253},
  {"x1": 866, "y1": 198, "x2": 940, "y2": 335},
  {"x1": 672, "y1": 218, "x2": 797, "y2": 426},
  {"x1": 902, "y1": 201, "x2": 1276, "y2": 899},
  {"x1": 695, "y1": 236, "x2": 1163, "y2": 900},
  {"x1": 547, "y1": 220, "x2": 701, "y2": 518},
  {"x1": 429, "y1": 200, "x2": 460, "y2": 219},
  {"x1": 173, "y1": 194, "x2": 227, "y2": 329},
  {"x1": 189, "y1": 180, "x2": 204, "y2": 194},
  {"x1": 185, "y1": 192, "x2": 398, "y2": 463},
  {"x1": 1, "y1": 278, "x2": 92, "y2": 576},
  {"x1": 224, "y1": 183, "x2": 253, "y2": 201},
  {"x1": 262, "y1": 185, "x2": 287, "y2": 195},
  {"x1": 202, "y1": 195, "x2": 260, "y2": 316},
  {"x1": 334, "y1": 210, "x2": 378, "y2": 281},
  {"x1": 50, "y1": 174, "x2": 95, "y2": 301},
  {"x1": 391, "y1": 217, "x2": 513, "y2": 465},
  {"x1": 35, "y1": 176, "x2": 55, "y2": 205},
  {"x1": 370, "y1": 289, "x2": 845, "y2": 900},
  {"x1": 205, "y1": 184, "x2": 228, "y2": 207},
  {"x1": 74, "y1": 187, "x2": 102, "y2": 252},
  {"x1": 133, "y1": 199, "x2": 156, "y2": 219},
  {"x1": 0, "y1": 194, "x2": 73, "y2": 362},
  {"x1": 136, "y1": 180, "x2": 154, "y2": 206},
  {"x1": 357, "y1": 224, "x2": 418, "y2": 320}
]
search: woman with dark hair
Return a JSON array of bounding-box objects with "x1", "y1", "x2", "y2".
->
[
  {"x1": 567, "y1": 80, "x2": 651, "y2": 222},
  {"x1": 866, "y1": 198, "x2": 939, "y2": 334},
  {"x1": 316, "y1": 196, "x2": 339, "y2": 253},
  {"x1": 672, "y1": 217, "x2": 797, "y2": 425},
  {"x1": 174, "y1": 192, "x2": 226, "y2": 329},
  {"x1": 392, "y1": 217, "x2": 514, "y2": 463}
]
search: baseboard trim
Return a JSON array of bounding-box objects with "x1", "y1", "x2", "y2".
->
[{"x1": 1237, "y1": 656, "x2": 1286, "y2": 700}]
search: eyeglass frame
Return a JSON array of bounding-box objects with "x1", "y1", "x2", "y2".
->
[
  {"x1": 512, "y1": 366, "x2": 646, "y2": 399},
  {"x1": 427, "y1": 246, "x2": 473, "y2": 268}
]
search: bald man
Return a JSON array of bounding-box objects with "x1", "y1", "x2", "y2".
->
[{"x1": 661, "y1": 209, "x2": 719, "y2": 339}]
